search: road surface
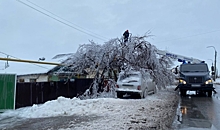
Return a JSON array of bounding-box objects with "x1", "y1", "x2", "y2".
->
[{"x1": 172, "y1": 83, "x2": 220, "y2": 130}]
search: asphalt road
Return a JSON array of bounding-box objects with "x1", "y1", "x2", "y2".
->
[{"x1": 173, "y1": 83, "x2": 220, "y2": 130}]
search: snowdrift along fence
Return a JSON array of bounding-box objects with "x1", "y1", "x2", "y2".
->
[{"x1": 15, "y1": 79, "x2": 93, "y2": 109}]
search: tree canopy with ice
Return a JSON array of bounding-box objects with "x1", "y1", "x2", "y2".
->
[{"x1": 53, "y1": 34, "x2": 175, "y2": 91}]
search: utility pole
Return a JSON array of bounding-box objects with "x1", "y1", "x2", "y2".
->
[
  {"x1": 214, "y1": 50, "x2": 217, "y2": 80},
  {"x1": 207, "y1": 46, "x2": 217, "y2": 81}
]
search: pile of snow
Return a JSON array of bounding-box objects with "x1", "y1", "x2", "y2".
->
[
  {"x1": 0, "y1": 86, "x2": 179, "y2": 130},
  {"x1": 214, "y1": 78, "x2": 220, "y2": 85}
]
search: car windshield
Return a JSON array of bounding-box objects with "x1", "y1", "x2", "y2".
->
[
  {"x1": 180, "y1": 64, "x2": 208, "y2": 72},
  {"x1": 119, "y1": 73, "x2": 140, "y2": 83}
]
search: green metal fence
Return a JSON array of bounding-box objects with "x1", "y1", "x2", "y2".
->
[{"x1": 0, "y1": 74, "x2": 16, "y2": 112}]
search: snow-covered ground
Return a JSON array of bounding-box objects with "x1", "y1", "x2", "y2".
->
[
  {"x1": 214, "y1": 78, "x2": 220, "y2": 84},
  {"x1": 0, "y1": 86, "x2": 179, "y2": 130},
  {"x1": 1, "y1": 79, "x2": 219, "y2": 129}
]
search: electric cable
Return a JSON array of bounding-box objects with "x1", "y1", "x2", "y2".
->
[
  {"x1": 25, "y1": 0, "x2": 108, "y2": 40},
  {"x1": 17, "y1": 0, "x2": 107, "y2": 41},
  {"x1": 155, "y1": 29, "x2": 220, "y2": 43}
]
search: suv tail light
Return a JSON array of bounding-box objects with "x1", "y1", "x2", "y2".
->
[
  {"x1": 116, "y1": 84, "x2": 119, "y2": 88},
  {"x1": 137, "y1": 85, "x2": 141, "y2": 90}
]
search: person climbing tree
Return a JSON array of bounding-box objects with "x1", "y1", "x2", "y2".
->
[{"x1": 123, "y1": 30, "x2": 129, "y2": 42}]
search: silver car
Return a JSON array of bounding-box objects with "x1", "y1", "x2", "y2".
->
[{"x1": 116, "y1": 71, "x2": 156, "y2": 98}]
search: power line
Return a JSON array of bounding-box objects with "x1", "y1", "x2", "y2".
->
[
  {"x1": 156, "y1": 29, "x2": 220, "y2": 43},
  {"x1": 16, "y1": 0, "x2": 107, "y2": 41},
  {"x1": 25, "y1": 0, "x2": 109, "y2": 40}
]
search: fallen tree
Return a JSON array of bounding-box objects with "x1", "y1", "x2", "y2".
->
[{"x1": 53, "y1": 34, "x2": 175, "y2": 98}]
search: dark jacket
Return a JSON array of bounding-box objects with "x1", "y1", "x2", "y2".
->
[{"x1": 123, "y1": 31, "x2": 129, "y2": 38}]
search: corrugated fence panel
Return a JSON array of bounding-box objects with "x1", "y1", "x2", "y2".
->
[
  {"x1": 15, "y1": 79, "x2": 93, "y2": 109},
  {"x1": 74, "y1": 78, "x2": 93, "y2": 96},
  {"x1": 15, "y1": 83, "x2": 32, "y2": 108}
]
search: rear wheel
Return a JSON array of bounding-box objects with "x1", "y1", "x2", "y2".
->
[
  {"x1": 180, "y1": 89, "x2": 186, "y2": 96},
  {"x1": 207, "y1": 90, "x2": 212, "y2": 97},
  {"x1": 117, "y1": 92, "x2": 123, "y2": 98},
  {"x1": 143, "y1": 88, "x2": 148, "y2": 98},
  {"x1": 153, "y1": 86, "x2": 157, "y2": 94}
]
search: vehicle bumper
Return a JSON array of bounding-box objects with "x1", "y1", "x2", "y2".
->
[
  {"x1": 115, "y1": 89, "x2": 142, "y2": 95},
  {"x1": 177, "y1": 84, "x2": 214, "y2": 91}
]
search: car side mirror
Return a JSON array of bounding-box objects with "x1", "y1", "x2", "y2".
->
[{"x1": 174, "y1": 66, "x2": 179, "y2": 74}]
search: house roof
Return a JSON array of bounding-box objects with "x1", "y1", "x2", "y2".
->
[
  {"x1": 17, "y1": 56, "x2": 89, "y2": 76},
  {"x1": 17, "y1": 73, "x2": 47, "y2": 77}
]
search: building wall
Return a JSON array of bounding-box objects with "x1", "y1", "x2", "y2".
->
[
  {"x1": 17, "y1": 72, "x2": 89, "y2": 83},
  {"x1": 17, "y1": 74, "x2": 48, "y2": 82},
  {"x1": 36, "y1": 75, "x2": 48, "y2": 82}
]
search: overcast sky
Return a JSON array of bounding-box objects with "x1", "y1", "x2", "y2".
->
[{"x1": 0, "y1": 0, "x2": 220, "y2": 75}]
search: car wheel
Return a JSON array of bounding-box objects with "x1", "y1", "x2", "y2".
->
[
  {"x1": 153, "y1": 86, "x2": 157, "y2": 94},
  {"x1": 180, "y1": 89, "x2": 186, "y2": 96},
  {"x1": 207, "y1": 90, "x2": 212, "y2": 97},
  {"x1": 143, "y1": 88, "x2": 148, "y2": 98},
  {"x1": 117, "y1": 92, "x2": 123, "y2": 98}
]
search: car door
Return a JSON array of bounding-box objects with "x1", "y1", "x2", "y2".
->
[
  {"x1": 141, "y1": 73, "x2": 148, "y2": 91},
  {"x1": 145, "y1": 73, "x2": 153, "y2": 92}
]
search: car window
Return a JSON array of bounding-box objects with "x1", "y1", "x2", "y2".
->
[{"x1": 119, "y1": 74, "x2": 140, "y2": 83}]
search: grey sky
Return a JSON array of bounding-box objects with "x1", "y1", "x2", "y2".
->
[{"x1": 0, "y1": 0, "x2": 220, "y2": 74}]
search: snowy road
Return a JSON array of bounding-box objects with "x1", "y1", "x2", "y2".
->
[{"x1": 0, "y1": 86, "x2": 179, "y2": 130}]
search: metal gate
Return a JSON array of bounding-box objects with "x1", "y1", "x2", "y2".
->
[{"x1": 15, "y1": 79, "x2": 93, "y2": 109}]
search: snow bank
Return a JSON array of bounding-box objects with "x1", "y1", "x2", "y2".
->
[
  {"x1": 214, "y1": 78, "x2": 220, "y2": 85},
  {"x1": 62, "y1": 87, "x2": 179, "y2": 130},
  {"x1": 0, "y1": 86, "x2": 179, "y2": 130}
]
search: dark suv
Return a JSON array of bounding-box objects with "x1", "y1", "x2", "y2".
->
[{"x1": 176, "y1": 63, "x2": 214, "y2": 97}]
